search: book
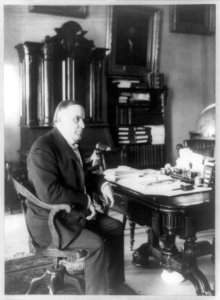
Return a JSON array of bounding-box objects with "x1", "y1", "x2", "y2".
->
[
  {"x1": 203, "y1": 159, "x2": 215, "y2": 187},
  {"x1": 118, "y1": 131, "x2": 148, "y2": 136},
  {"x1": 118, "y1": 96, "x2": 129, "y2": 103},
  {"x1": 118, "y1": 139, "x2": 148, "y2": 144},
  {"x1": 135, "y1": 135, "x2": 149, "y2": 139},
  {"x1": 118, "y1": 127, "x2": 130, "y2": 131},
  {"x1": 112, "y1": 79, "x2": 140, "y2": 88},
  {"x1": 118, "y1": 136, "x2": 149, "y2": 142},
  {"x1": 130, "y1": 93, "x2": 150, "y2": 101},
  {"x1": 118, "y1": 126, "x2": 151, "y2": 132},
  {"x1": 148, "y1": 73, "x2": 164, "y2": 89},
  {"x1": 118, "y1": 136, "x2": 131, "y2": 140}
]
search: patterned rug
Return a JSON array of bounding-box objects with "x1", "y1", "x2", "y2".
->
[
  {"x1": 5, "y1": 255, "x2": 137, "y2": 295},
  {"x1": 5, "y1": 255, "x2": 82, "y2": 295}
]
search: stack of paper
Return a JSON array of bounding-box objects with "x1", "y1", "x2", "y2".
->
[
  {"x1": 130, "y1": 93, "x2": 150, "y2": 101},
  {"x1": 176, "y1": 148, "x2": 204, "y2": 174},
  {"x1": 112, "y1": 80, "x2": 140, "y2": 88},
  {"x1": 148, "y1": 125, "x2": 165, "y2": 145},
  {"x1": 104, "y1": 166, "x2": 143, "y2": 182}
]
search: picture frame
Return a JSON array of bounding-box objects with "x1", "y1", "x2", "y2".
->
[
  {"x1": 170, "y1": 5, "x2": 215, "y2": 35},
  {"x1": 107, "y1": 6, "x2": 161, "y2": 77},
  {"x1": 28, "y1": 5, "x2": 88, "y2": 19}
]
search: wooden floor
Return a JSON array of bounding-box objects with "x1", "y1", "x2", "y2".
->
[{"x1": 4, "y1": 208, "x2": 215, "y2": 296}]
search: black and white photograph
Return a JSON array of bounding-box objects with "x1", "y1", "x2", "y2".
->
[{"x1": 1, "y1": 1, "x2": 219, "y2": 299}]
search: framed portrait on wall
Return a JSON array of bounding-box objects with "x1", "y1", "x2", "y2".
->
[
  {"x1": 170, "y1": 5, "x2": 215, "y2": 35},
  {"x1": 107, "y1": 6, "x2": 161, "y2": 77},
  {"x1": 28, "y1": 5, "x2": 88, "y2": 18}
]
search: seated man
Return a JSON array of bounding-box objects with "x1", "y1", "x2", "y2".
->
[{"x1": 26, "y1": 100, "x2": 125, "y2": 295}]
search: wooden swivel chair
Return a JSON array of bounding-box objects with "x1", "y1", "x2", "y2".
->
[{"x1": 9, "y1": 167, "x2": 87, "y2": 295}]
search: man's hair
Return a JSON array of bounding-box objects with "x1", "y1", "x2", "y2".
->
[{"x1": 53, "y1": 100, "x2": 82, "y2": 125}]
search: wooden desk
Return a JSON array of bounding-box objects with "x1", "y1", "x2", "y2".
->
[{"x1": 110, "y1": 181, "x2": 215, "y2": 295}]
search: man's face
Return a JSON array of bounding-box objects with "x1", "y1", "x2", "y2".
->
[{"x1": 59, "y1": 104, "x2": 85, "y2": 144}]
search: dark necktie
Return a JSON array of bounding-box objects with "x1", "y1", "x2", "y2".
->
[
  {"x1": 71, "y1": 144, "x2": 86, "y2": 192},
  {"x1": 72, "y1": 144, "x2": 83, "y2": 166}
]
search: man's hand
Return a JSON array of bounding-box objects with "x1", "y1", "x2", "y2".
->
[
  {"x1": 86, "y1": 203, "x2": 96, "y2": 220},
  {"x1": 101, "y1": 183, "x2": 114, "y2": 208}
]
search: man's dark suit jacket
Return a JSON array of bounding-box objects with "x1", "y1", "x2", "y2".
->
[{"x1": 26, "y1": 127, "x2": 104, "y2": 250}]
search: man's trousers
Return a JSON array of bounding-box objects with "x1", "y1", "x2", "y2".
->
[{"x1": 68, "y1": 212, "x2": 125, "y2": 294}]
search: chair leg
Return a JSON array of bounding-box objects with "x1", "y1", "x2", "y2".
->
[
  {"x1": 122, "y1": 215, "x2": 127, "y2": 230},
  {"x1": 26, "y1": 265, "x2": 66, "y2": 295},
  {"x1": 49, "y1": 273, "x2": 60, "y2": 295},
  {"x1": 26, "y1": 272, "x2": 48, "y2": 294}
]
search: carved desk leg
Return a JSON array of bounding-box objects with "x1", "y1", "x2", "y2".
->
[
  {"x1": 183, "y1": 265, "x2": 213, "y2": 295},
  {"x1": 122, "y1": 214, "x2": 127, "y2": 230},
  {"x1": 151, "y1": 236, "x2": 214, "y2": 295},
  {"x1": 155, "y1": 212, "x2": 213, "y2": 295},
  {"x1": 129, "y1": 220, "x2": 136, "y2": 250},
  {"x1": 181, "y1": 214, "x2": 214, "y2": 295},
  {"x1": 181, "y1": 237, "x2": 214, "y2": 295}
]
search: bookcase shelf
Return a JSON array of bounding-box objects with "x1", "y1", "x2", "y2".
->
[{"x1": 107, "y1": 78, "x2": 168, "y2": 169}]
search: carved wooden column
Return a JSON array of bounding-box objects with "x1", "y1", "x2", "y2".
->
[
  {"x1": 15, "y1": 44, "x2": 25, "y2": 125},
  {"x1": 15, "y1": 42, "x2": 41, "y2": 126},
  {"x1": 62, "y1": 56, "x2": 75, "y2": 101},
  {"x1": 90, "y1": 48, "x2": 107, "y2": 123},
  {"x1": 40, "y1": 39, "x2": 55, "y2": 125}
]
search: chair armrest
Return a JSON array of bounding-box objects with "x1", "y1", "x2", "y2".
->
[
  {"x1": 48, "y1": 206, "x2": 71, "y2": 249},
  {"x1": 12, "y1": 177, "x2": 71, "y2": 249}
]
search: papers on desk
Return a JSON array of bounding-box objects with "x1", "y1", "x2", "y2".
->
[
  {"x1": 104, "y1": 166, "x2": 141, "y2": 182},
  {"x1": 176, "y1": 148, "x2": 204, "y2": 174},
  {"x1": 104, "y1": 166, "x2": 159, "y2": 182},
  {"x1": 104, "y1": 167, "x2": 212, "y2": 197},
  {"x1": 117, "y1": 176, "x2": 212, "y2": 196}
]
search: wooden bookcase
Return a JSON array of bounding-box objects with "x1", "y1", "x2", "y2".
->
[
  {"x1": 15, "y1": 21, "x2": 113, "y2": 162},
  {"x1": 107, "y1": 78, "x2": 168, "y2": 169}
]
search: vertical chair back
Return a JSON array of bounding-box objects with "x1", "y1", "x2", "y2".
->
[
  {"x1": 100, "y1": 146, "x2": 127, "y2": 170},
  {"x1": 11, "y1": 173, "x2": 56, "y2": 251},
  {"x1": 10, "y1": 168, "x2": 71, "y2": 251}
]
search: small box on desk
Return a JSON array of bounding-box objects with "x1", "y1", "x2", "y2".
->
[{"x1": 180, "y1": 182, "x2": 194, "y2": 191}]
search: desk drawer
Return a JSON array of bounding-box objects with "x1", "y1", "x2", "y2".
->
[
  {"x1": 114, "y1": 192, "x2": 127, "y2": 214},
  {"x1": 113, "y1": 191, "x2": 152, "y2": 226}
]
